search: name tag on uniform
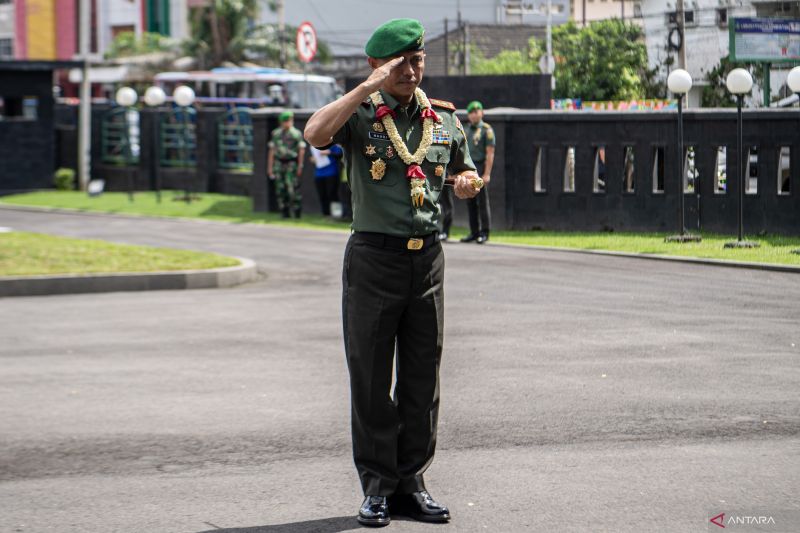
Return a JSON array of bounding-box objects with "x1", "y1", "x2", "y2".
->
[{"x1": 368, "y1": 131, "x2": 390, "y2": 141}]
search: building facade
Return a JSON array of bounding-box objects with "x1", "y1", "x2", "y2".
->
[
  {"x1": 8, "y1": 0, "x2": 188, "y2": 61},
  {"x1": 571, "y1": 0, "x2": 637, "y2": 25},
  {"x1": 638, "y1": 0, "x2": 799, "y2": 107}
]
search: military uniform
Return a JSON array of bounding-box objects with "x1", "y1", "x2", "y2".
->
[
  {"x1": 268, "y1": 124, "x2": 306, "y2": 215},
  {"x1": 464, "y1": 118, "x2": 495, "y2": 239},
  {"x1": 331, "y1": 88, "x2": 475, "y2": 498}
]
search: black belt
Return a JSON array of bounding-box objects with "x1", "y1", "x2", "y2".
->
[
  {"x1": 353, "y1": 231, "x2": 439, "y2": 251},
  {"x1": 277, "y1": 157, "x2": 298, "y2": 162}
]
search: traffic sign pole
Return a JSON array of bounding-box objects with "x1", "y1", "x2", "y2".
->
[{"x1": 296, "y1": 21, "x2": 317, "y2": 109}]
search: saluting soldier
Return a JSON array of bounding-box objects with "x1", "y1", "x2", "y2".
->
[
  {"x1": 304, "y1": 18, "x2": 481, "y2": 528},
  {"x1": 267, "y1": 110, "x2": 306, "y2": 218},
  {"x1": 460, "y1": 101, "x2": 496, "y2": 244}
]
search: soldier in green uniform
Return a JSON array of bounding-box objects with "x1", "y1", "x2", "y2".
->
[
  {"x1": 267, "y1": 110, "x2": 306, "y2": 218},
  {"x1": 460, "y1": 101, "x2": 496, "y2": 244},
  {"x1": 304, "y1": 18, "x2": 481, "y2": 528}
]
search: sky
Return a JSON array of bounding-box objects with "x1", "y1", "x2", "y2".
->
[{"x1": 260, "y1": 0, "x2": 568, "y2": 56}]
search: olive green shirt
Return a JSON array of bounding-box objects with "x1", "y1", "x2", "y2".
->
[
  {"x1": 331, "y1": 90, "x2": 475, "y2": 237},
  {"x1": 465, "y1": 120, "x2": 495, "y2": 163},
  {"x1": 269, "y1": 126, "x2": 306, "y2": 160}
]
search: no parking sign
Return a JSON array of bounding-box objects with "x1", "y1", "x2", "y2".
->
[{"x1": 296, "y1": 21, "x2": 317, "y2": 63}]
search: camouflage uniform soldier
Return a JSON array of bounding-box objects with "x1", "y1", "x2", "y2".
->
[{"x1": 268, "y1": 110, "x2": 306, "y2": 218}]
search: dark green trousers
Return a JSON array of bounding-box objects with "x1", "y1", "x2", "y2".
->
[{"x1": 342, "y1": 233, "x2": 445, "y2": 496}]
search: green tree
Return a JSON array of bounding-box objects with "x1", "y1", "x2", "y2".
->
[
  {"x1": 184, "y1": 0, "x2": 330, "y2": 69},
  {"x1": 552, "y1": 20, "x2": 658, "y2": 101},
  {"x1": 105, "y1": 31, "x2": 174, "y2": 59},
  {"x1": 701, "y1": 55, "x2": 758, "y2": 107},
  {"x1": 470, "y1": 37, "x2": 543, "y2": 75}
]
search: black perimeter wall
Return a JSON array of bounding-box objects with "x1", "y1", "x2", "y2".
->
[{"x1": 0, "y1": 70, "x2": 56, "y2": 193}]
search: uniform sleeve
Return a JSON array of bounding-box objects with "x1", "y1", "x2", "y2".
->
[
  {"x1": 267, "y1": 128, "x2": 276, "y2": 149},
  {"x1": 329, "y1": 112, "x2": 357, "y2": 148},
  {"x1": 484, "y1": 124, "x2": 496, "y2": 147},
  {"x1": 448, "y1": 113, "x2": 476, "y2": 174}
]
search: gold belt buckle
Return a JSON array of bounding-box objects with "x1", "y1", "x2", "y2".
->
[{"x1": 407, "y1": 238, "x2": 424, "y2": 250}]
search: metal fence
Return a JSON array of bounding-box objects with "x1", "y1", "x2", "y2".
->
[
  {"x1": 217, "y1": 107, "x2": 253, "y2": 172},
  {"x1": 159, "y1": 106, "x2": 197, "y2": 167},
  {"x1": 101, "y1": 107, "x2": 139, "y2": 165}
]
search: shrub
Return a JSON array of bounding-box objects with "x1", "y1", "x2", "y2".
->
[{"x1": 54, "y1": 168, "x2": 76, "y2": 191}]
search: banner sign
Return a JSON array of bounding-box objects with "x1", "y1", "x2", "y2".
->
[
  {"x1": 730, "y1": 17, "x2": 800, "y2": 63},
  {"x1": 551, "y1": 99, "x2": 677, "y2": 111}
]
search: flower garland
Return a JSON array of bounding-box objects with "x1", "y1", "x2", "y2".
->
[{"x1": 369, "y1": 88, "x2": 440, "y2": 209}]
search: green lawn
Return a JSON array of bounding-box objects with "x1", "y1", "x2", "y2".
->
[
  {"x1": 482, "y1": 231, "x2": 800, "y2": 266},
  {"x1": 0, "y1": 190, "x2": 351, "y2": 231},
  {"x1": 0, "y1": 231, "x2": 240, "y2": 276},
  {"x1": 2, "y1": 191, "x2": 799, "y2": 266}
]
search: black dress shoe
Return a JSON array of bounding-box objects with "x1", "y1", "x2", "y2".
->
[
  {"x1": 390, "y1": 491, "x2": 450, "y2": 523},
  {"x1": 357, "y1": 495, "x2": 390, "y2": 527},
  {"x1": 460, "y1": 233, "x2": 478, "y2": 243},
  {"x1": 476, "y1": 232, "x2": 489, "y2": 244}
]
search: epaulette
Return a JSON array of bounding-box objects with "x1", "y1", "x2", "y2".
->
[{"x1": 429, "y1": 98, "x2": 456, "y2": 111}]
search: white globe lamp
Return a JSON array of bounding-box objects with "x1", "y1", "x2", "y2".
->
[
  {"x1": 173, "y1": 85, "x2": 196, "y2": 107},
  {"x1": 115, "y1": 86, "x2": 138, "y2": 107},
  {"x1": 726, "y1": 68, "x2": 753, "y2": 95},
  {"x1": 787, "y1": 66, "x2": 800, "y2": 95},
  {"x1": 144, "y1": 86, "x2": 167, "y2": 107},
  {"x1": 667, "y1": 69, "x2": 692, "y2": 95}
]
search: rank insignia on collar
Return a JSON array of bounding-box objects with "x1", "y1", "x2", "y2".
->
[
  {"x1": 365, "y1": 144, "x2": 377, "y2": 156},
  {"x1": 370, "y1": 158, "x2": 386, "y2": 180},
  {"x1": 385, "y1": 145, "x2": 396, "y2": 159},
  {"x1": 435, "y1": 165, "x2": 444, "y2": 177},
  {"x1": 429, "y1": 98, "x2": 456, "y2": 111},
  {"x1": 372, "y1": 122, "x2": 384, "y2": 132}
]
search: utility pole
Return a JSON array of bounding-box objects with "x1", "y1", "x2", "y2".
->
[
  {"x1": 621, "y1": 0, "x2": 625, "y2": 20},
  {"x1": 677, "y1": 0, "x2": 687, "y2": 70},
  {"x1": 457, "y1": 2, "x2": 464, "y2": 76},
  {"x1": 277, "y1": 0, "x2": 286, "y2": 68},
  {"x1": 78, "y1": 0, "x2": 91, "y2": 191},
  {"x1": 546, "y1": 0, "x2": 553, "y2": 74},
  {"x1": 582, "y1": 0, "x2": 586, "y2": 27},
  {"x1": 464, "y1": 22, "x2": 470, "y2": 75},
  {"x1": 444, "y1": 18, "x2": 449, "y2": 76}
]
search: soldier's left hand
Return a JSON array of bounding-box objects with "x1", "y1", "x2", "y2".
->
[
  {"x1": 482, "y1": 173, "x2": 491, "y2": 185},
  {"x1": 296, "y1": 167, "x2": 303, "y2": 177},
  {"x1": 454, "y1": 172, "x2": 480, "y2": 199}
]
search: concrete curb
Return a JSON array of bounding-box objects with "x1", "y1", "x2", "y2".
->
[
  {"x1": 0, "y1": 257, "x2": 258, "y2": 298},
  {"x1": 484, "y1": 241, "x2": 800, "y2": 274}
]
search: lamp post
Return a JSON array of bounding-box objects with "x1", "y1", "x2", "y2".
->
[
  {"x1": 172, "y1": 85, "x2": 196, "y2": 203},
  {"x1": 787, "y1": 67, "x2": 800, "y2": 255},
  {"x1": 114, "y1": 87, "x2": 138, "y2": 202},
  {"x1": 143, "y1": 86, "x2": 166, "y2": 203},
  {"x1": 665, "y1": 69, "x2": 701, "y2": 243},
  {"x1": 724, "y1": 68, "x2": 759, "y2": 249}
]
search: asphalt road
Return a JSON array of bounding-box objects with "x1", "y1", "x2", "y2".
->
[{"x1": 1, "y1": 207, "x2": 798, "y2": 533}]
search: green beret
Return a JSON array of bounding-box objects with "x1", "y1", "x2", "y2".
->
[
  {"x1": 278, "y1": 110, "x2": 293, "y2": 121},
  {"x1": 365, "y1": 18, "x2": 425, "y2": 59},
  {"x1": 467, "y1": 101, "x2": 483, "y2": 112}
]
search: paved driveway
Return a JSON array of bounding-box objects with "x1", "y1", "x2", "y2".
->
[{"x1": 1, "y1": 207, "x2": 798, "y2": 532}]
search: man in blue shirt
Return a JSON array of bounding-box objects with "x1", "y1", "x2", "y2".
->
[{"x1": 310, "y1": 144, "x2": 342, "y2": 216}]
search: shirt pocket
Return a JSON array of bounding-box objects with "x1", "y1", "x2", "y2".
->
[
  {"x1": 364, "y1": 152, "x2": 399, "y2": 187},
  {"x1": 424, "y1": 145, "x2": 451, "y2": 191}
]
